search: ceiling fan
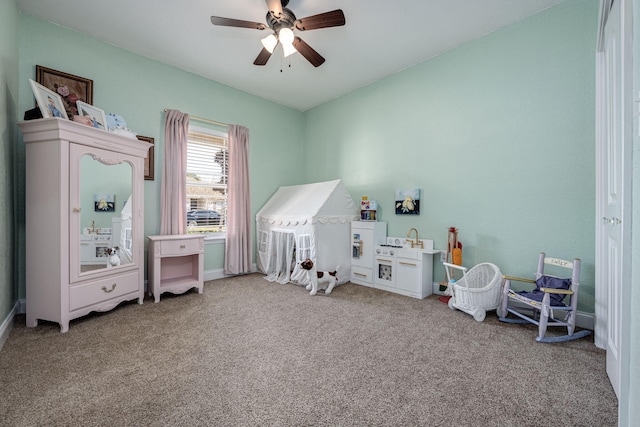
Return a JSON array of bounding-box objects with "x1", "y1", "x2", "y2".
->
[{"x1": 211, "y1": 0, "x2": 345, "y2": 67}]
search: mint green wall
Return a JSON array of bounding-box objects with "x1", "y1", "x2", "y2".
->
[
  {"x1": 17, "y1": 13, "x2": 305, "y2": 294},
  {"x1": 0, "y1": 0, "x2": 19, "y2": 329},
  {"x1": 305, "y1": 0, "x2": 598, "y2": 312}
]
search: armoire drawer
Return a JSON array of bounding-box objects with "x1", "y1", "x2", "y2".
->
[
  {"x1": 158, "y1": 238, "x2": 203, "y2": 257},
  {"x1": 70, "y1": 270, "x2": 139, "y2": 311}
]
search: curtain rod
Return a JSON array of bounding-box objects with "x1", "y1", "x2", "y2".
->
[{"x1": 164, "y1": 109, "x2": 228, "y2": 128}]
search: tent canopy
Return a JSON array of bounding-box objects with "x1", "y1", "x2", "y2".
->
[{"x1": 256, "y1": 179, "x2": 357, "y2": 226}]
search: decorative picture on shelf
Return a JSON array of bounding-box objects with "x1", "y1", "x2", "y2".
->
[
  {"x1": 76, "y1": 101, "x2": 107, "y2": 130},
  {"x1": 28, "y1": 79, "x2": 69, "y2": 120},
  {"x1": 94, "y1": 194, "x2": 115, "y2": 212},
  {"x1": 395, "y1": 188, "x2": 420, "y2": 215},
  {"x1": 137, "y1": 135, "x2": 155, "y2": 180},
  {"x1": 36, "y1": 65, "x2": 93, "y2": 118}
]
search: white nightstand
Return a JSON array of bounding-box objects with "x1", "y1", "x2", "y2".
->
[{"x1": 147, "y1": 234, "x2": 205, "y2": 302}]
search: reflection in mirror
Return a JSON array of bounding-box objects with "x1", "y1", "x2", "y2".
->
[{"x1": 79, "y1": 154, "x2": 133, "y2": 273}]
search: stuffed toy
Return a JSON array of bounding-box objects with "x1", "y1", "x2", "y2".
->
[
  {"x1": 106, "y1": 113, "x2": 137, "y2": 139},
  {"x1": 106, "y1": 247, "x2": 121, "y2": 268},
  {"x1": 300, "y1": 258, "x2": 337, "y2": 296}
]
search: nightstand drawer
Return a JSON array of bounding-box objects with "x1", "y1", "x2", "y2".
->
[
  {"x1": 70, "y1": 271, "x2": 139, "y2": 311},
  {"x1": 159, "y1": 237, "x2": 203, "y2": 257}
]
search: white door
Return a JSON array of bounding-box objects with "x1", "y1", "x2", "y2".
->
[{"x1": 597, "y1": 0, "x2": 631, "y2": 401}]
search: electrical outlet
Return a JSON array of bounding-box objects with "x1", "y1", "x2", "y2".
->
[{"x1": 440, "y1": 251, "x2": 447, "y2": 263}]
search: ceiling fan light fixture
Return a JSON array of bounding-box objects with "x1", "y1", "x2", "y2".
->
[
  {"x1": 282, "y1": 41, "x2": 297, "y2": 57},
  {"x1": 261, "y1": 34, "x2": 278, "y2": 53},
  {"x1": 278, "y1": 27, "x2": 294, "y2": 44},
  {"x1": 278, "y1": 27, "x2": 297, "y2": 57}
]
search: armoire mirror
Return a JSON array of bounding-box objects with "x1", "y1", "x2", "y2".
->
[{"x1": 78, "y1": 154, "x2": 133, "y2": 273}]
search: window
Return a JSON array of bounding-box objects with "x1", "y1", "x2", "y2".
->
[
  {"x1": 297, "y1": 234, "x2": 311, "y2": 261},
  {"x1": 186, "y1": 126, "x2": 228, "y2": 236},
  {"x1": 258, "y1": 230, "x2": 268, "y2": 254}
]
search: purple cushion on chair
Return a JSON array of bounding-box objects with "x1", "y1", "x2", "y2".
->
[{"x1": 517, "y1": 276, "x2": 571, "y2": 306}]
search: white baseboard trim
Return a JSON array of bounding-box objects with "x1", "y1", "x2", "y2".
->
[
  {"x1": 430, "y1": 281, "x2": 595, "y2": 331},
  {"x1": 0, "y1": 300, "x2": 22, "y2": 352},
  {"x1": 575, "y1": 311, "x2": 594, "y2": 330},
  {"x1": 204, "y1": 264, "x2": 258, "y2": 282}
]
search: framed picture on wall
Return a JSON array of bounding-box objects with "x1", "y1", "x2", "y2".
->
[
  {"x1": 395, "y1": 188, "x2": 421, "y2": 215},
  {"x1": 36, "y1": 65, "x2": 93, "y2": 118},
  {"x1": 28, "y1": 79, "x2": 69, "y2": 120},
  {"x1": 94, "y1": 194, "x2": 115, "y2": 212},
  {"x1": 137, "y1": 135, "x2": 155, "y2": 180}
]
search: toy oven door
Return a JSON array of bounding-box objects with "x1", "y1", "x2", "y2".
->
[{"x1": 374, "y1": 255, "x2": 395, "y2": 287}]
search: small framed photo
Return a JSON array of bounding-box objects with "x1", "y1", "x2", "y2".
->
[
  {"x1": 395, "y1": 188, "x2": 421, "y2": 215},
  {"x1": 29, "y1": 79, "x2": 69, "y2": 119},
  {"x1": 94, "y1": 194, "x2": 115, "y2": 212},
  {"x1": 76, "y1": 101, "x2": 107, "y2": 130},
  {"x1": 136, "y1": 135, "x2": 155, "y2": 180}
]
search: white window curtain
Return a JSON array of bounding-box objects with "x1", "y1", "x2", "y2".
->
[
  {"x1": 161, "y1": 109, "x2": 190, "y2": 235},
  {"x1": 224, "y1": 124, "x2": 252, "y2": 275}
]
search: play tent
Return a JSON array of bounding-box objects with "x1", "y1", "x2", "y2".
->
[{"x1": 256, "y1": 179, "x2": 359, "y2": 287}]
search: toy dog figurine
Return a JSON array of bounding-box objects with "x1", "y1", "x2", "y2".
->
[
  {"x1": 106, "y1": 247, "x2": 121, "y2": 267},
  {"x1": 300, "y1": 258, "x2": 338, "y2": 296}
]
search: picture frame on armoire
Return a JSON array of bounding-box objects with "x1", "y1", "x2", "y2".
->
[
  {"x1": 28, "y1": 79, "x2": 68, "y2": 120},
  {"x1": 76, "y1": 101, "x2": 107, "y2": 130},
  {"x1": 137, "y1": 135, "x2": 155, "y2": 180}
]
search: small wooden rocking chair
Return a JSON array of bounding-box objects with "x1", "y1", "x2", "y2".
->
[{"x1": 497, "y1": 252, "x2": 591, "y2": 343}]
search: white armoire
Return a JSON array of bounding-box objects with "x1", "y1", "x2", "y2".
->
[{"x1": 19, "y1": 118, "x2": 151, "y2": 332}]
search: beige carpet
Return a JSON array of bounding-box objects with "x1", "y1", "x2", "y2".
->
[{"x1": 0, "y1": 274, "x2": 617, "y2": 426}]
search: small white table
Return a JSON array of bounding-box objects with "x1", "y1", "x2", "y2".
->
[{"x1": 147, "y1": 234, "x2": 205, "y2": 302}]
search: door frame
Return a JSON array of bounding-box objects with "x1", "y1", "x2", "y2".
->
[{"x1": 595, "y1": 0, "x2": 632, "y2": 422}]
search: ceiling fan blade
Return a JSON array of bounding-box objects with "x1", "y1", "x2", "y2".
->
[
  {"x1": 211, "y1": 16, "x2": 267, "y2": 30},
  {"x1": 253, "y1": 48, "x2": 273, "y2": 66},
  {"x1": 294, "y1": 9, "x2": 345, "y2": 31},
  {"x1": 265, "y1": 0, "x2": 283, "y2": 16},
  {"x1": 292, "y1": 37, "x2": 325, "y2": 67}
]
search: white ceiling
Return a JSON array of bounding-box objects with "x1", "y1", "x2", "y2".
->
[{"x1": 16, "y1": 0, "x2": 567, "y2": 111}]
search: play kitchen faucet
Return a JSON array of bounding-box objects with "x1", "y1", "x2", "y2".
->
[{"x1": 406, "y1": 227, "x2": 424, "y2": 249}]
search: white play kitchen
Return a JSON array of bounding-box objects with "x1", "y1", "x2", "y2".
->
[{"x1": 351, "y1": 220, "x2": 442, "y2": 299}]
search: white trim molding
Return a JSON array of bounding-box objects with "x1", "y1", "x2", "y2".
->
[
  {"x1": 204, "y1": 264, "x2": 257, "y2": 282},
  {"x1": 0, "y1": 300, "x2": 22, "y2": 352}
]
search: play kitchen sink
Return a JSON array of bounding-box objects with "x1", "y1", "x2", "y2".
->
[{"x1": 382, "y1": 235, "x2": 434, "y2": 252}]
